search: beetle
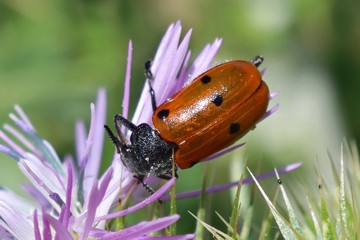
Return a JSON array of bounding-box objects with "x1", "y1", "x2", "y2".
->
[{"x1": 104, "y1": 56, "x2": 269, "y2": 191}]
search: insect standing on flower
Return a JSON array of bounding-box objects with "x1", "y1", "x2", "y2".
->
[{"x1": 104, "y1": 56, "x2": 269, "y2": 191}]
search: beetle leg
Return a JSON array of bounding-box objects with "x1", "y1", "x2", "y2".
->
[
  {"x1": 105, "y1": 114, "x2": 135, "y2": 154},
  {"x1": 144, "y1": 60, "x2": 153, "y2": 79},
  {"x1": 144, "y1": 60, "x2": 157, "y2": 112},
  {"x1": 157, "y1": 174, "x2": 171, "y2": 180},
  {"x1": 134, "y1": 175, "x2": 154, "y2": 194},
  {"x1": 157, "y1": 171, "x2": 178, "y2": 180},
  {"x1": 134, "y1": 175, "x2": 163, "y2": 204},
  {"x1": 251, "y1": 56, "x2": 264, "y2": 68}
]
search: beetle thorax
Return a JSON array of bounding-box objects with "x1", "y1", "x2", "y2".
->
[{"x1": 123, "y1": 123, "x2": 177, "y2": 177}]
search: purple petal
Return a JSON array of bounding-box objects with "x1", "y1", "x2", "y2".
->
[
  {"x1": 100, "y1": 214, "x2": 180, "y2": 240},
  {"x1": 0, "y1": 227, "x2": 12, "y2": 239},
  {"x1": 10, "y1": 112, "x2": 64, "y2": 175},
  {"x1": 201, "y1": 143, "x2": 246, "y2": 163},
  {"x1": 268, "y1": 162, "x2": 303, "y2": 176},
  {"x1": 0, "y1": 201, "x2": 35, "y2": 240},
  {"x1": 270, "y1": 91, "x2": 278, "y2": 100},
  {"x1": 87, "y1": 228, "x2": 108, "y2": 238},
  {"x1": 121, "y1": 40, "x2": 133, "y2": 133},
  {"x1": 80, "y1": 167, "x2": 113, "y2": 240},
  {"x1": 18, "y1": 160, "x2": 64, "y2": 212},
  {"x1": 1, "y1": 125, "x2": 34, "y2": 157},
  {"x1": 174, "y1": 50, "x2": 192, "y2": 91},
  {"x1": 95, "y1": 158, "x2": 134, "y2": 219},
  {"x1": 136, "y1": 235, "x2": 196, "y2": 240},
  {"x1": 78, "y1": 103, "x2": 96, "y2": 169},
  {"x1": 184, "y1": 38, "x2": 222, "y2": 85},
  {"x1": 95, "y1": 178, "x2": 175, "y2": 222},
  {"x1": 132, "y1": 21, "x2": 187, "y2": 126},
  {"x1": 84, "y1": 89, "x2": 107, "y2": 197},
  {"x1": 79, "y1": 103, "x2": 96, "y2": 196},
  {"x1": 97, "y1": 167, "x2": 114, "y2": 202},
  {"x1": 260, "y1": 68, "x2": 267, "y2": 76},
  {"x1": 22, "y1": 183, "x2": 50, "y2": 208},
  {"x1": 14, "y1": 104, "x2": 35, "y2": 131},
  {"x1": 153, "y1": 25, "x2": 190, "y2": 106},
  {"x1": 44, "y1": 213, "x2": 73, "y2": 240},
  {"x1": 62, "y1": 161, "x2": 73, "y2": 228},
  {"x1": 0, "y1": 188, "x2": 37, "y2": 215},
  {"x1": 75, "y1": 120, "x2": 87, "y2": 166},
  {"x1": 49, "y1": 192, "x2": 64, "y2": 207},
  {"x1": 9, "y1": 113, "x2": 32, "y2": 133},
  {"x1": 156, "y1": 28, "x2": 192, "y2": 104},
  {"x1": 131, "y1": 22, "x2": 222, "y2": 130},
  {"x1": 161, "y1": 162, "x2": 302, "y2": 201},
  {"x1": 79, "y1": 103, "x2": 95, "y2": 170},
  {"x1": 152, "y1": 21, "x2": 182, "y2": 69},
  {"x1": 42, "y1": 207, "x2": 52, "y2": 240},
  {"x1": 33, "y1": 210, "x2": 41, "y2": 240},
  {"x1": 260, "y1": 103, "x2": 279, "y2": 122},
  {"x1": 80, "y1": 181, "x2": 99, "y2": 240},
  {"x1": 0, "y1": 143, "x2": 22, "y2": 161},
  {"x1": 58, "y1": 205, "x2": 65, "y2": 229},
  {"x1": 42, "y1": 139, "x2": 65, "y2": 173}
]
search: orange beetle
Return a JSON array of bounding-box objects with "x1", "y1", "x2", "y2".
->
[
  {"x1": 153, "y1": 57, "x2": 269, "y2": 169},
  {"x1": 105, "y1": 56, "x2": 269, "y2": 186}
]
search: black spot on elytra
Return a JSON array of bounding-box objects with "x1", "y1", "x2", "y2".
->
[
  {"x1": 229, "y1": 123, "x2": 240, "y2": 134},
  {"x1": 211, "y1": 94, "x2": 223, "y2": 106},
  {"x1": 157, "y1": 109, "x2": 169, "y2": 120},
  {"x1": 201, "y1": 75, "x2": 211, "y2": 84}
]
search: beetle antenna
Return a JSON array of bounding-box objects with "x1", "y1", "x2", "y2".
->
[
  {"x1": 145, "y1": 60, "x2": 157, "y2": 111},
  {"x1": 114, "y1": 114, "x2": 137, "y2": 132},
  {"x1": 104, "y1": 125, "x2": 121, "y2": 154},
  {"x1": 252, "y1": 56, "x2": 264, "y2": 68}
]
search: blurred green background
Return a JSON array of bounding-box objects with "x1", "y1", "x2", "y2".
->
[{"x1": 0, "y1": 0, "x2": 359, "y2": 236}]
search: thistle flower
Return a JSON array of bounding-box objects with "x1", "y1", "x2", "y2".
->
[
  {"x1": 0, "y1": 96, "x2": 195, "y2": 239},
  {"x1": 0, "y1": 21, "x2": 299, "y2": 239}
]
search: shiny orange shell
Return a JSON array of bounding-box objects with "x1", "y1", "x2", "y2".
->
[{"x1": 152, "y1": 60, "x2": 269, "y2": 169}]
